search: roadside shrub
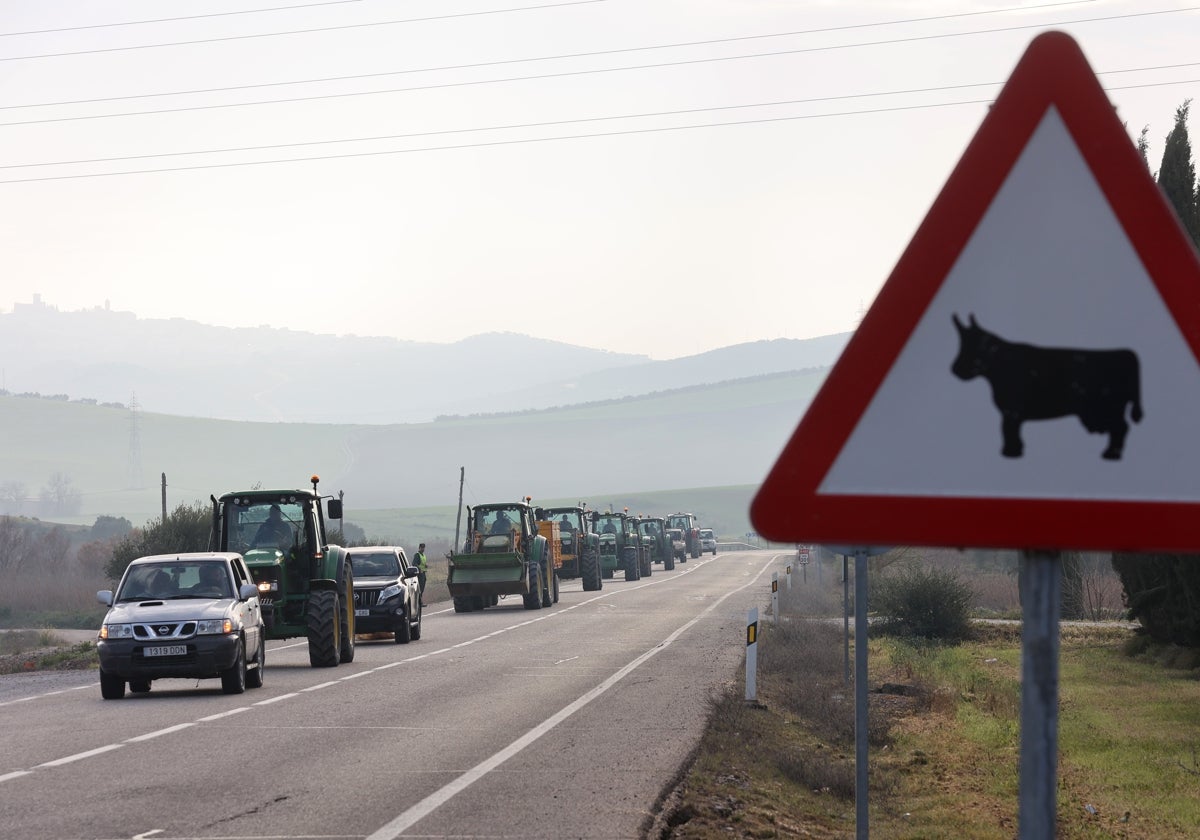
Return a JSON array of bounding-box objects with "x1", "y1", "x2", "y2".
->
[
  {"x1": 872, "y1": 563, "x2": 976, "y2": 642},
  {"x1": 104, "y1": 501, "x2": 211, "y2": 580}
]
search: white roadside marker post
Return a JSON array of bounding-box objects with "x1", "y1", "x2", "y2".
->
[
  {"x1": 786, "y1": 562, "x2": 792, "y2": 591},
  {"x1": 771, "y1": 572, "x2": 779, "y2": 622},
  {"x1": 745, "y1": 607, "x2": 758, "y2": 702}
]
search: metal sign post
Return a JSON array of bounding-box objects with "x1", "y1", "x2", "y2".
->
[
  {"x1": 842, "y1": 555, "x2": 850, "y2": 685},
  {"x1": 854, "y1": 550, "x2": 869, "y2": 840},
  {"x1": 1019, "y1": 550, "x2": 1061, "y2": 839}
]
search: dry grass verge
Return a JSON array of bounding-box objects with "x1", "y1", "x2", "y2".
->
[{"x1": 654, "y1": 617, "x2": 1199, "y2": 839}]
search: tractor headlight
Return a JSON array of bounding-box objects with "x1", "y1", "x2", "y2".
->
[
  {"x1": 376, "y1": 584, "x2": 402, "y2": 603},
  {"x1": 257, "y1": 580, "x2": 278, "y2": 593},
  {"x1": 197, "y1": 618, "x2": 234, "y2": 635},
  {"x1": 100, "y1": 623, "x2": 134, "y2": 640}
]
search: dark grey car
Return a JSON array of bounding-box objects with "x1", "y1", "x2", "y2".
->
[
  {"x1": 96, "y1": 552, "x2": 265, "y2": 699},
  {"x1": 348, "y1": 546, "x2": 423, "y2": 644}
]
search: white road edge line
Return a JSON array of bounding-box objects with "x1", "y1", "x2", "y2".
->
[
  {"x1": 126, "y1": 723, "x2": 195, "y2": 743},
  {"x1": 36, "y1": 743, "x2": 123, "y2": 768},
  {"x1": 0, "y1": 684, "x2": 92, "y2": 708},
  {"x1": 365, "y1": 554, "x2": 779, "y2": 840}
]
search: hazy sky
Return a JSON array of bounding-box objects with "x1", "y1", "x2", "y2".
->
[{"x1": 0, "y1": 0, "x2": 1195, "y2": 359}]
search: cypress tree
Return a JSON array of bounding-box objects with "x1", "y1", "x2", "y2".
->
[{"x1": 1157, "y1": 100, "x2": 1200, "y2": 247}]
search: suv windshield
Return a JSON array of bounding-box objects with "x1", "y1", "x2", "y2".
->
[
  {"x1": 700, "y1": 530, "x2": 714, "y2": 539},
  {"x1": 349, "y1": 551, "x2": 401, "y2": 577},
  {"x1": 118, "y1": 560, "x2": 232, "y2": 601}
]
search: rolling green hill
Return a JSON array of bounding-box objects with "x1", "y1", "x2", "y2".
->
[{"x1": 0, "y1": 367, "x2": 827, "y2": 526}]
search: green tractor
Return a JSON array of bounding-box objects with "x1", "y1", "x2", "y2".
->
[
  {"x1": 637, "y1": 515, "x2": 675, "y2": 571},
  {"x1": 594, "y1": 509, "x2": 641, "y2": 581},
  {"x1": 210, "y1": 476, "x2": 354, "y2": 668},
  {"x1": 537, "y1": 505, "x2": 602, "y2": 591},
  {"x1": 448, "y1": 501, "x2": 556, "y2": 612}
]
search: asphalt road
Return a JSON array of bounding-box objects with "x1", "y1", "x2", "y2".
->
[{"x1": 0, "y1": 550, "x2": 784, "y2": 840}]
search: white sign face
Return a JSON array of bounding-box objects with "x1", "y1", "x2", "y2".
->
[{"x1": 819, "y1": 108, "x2": 1200, "y2": 502}]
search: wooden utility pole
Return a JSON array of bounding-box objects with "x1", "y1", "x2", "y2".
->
[
  {"x1": 453, "y1": 467, "x2": 465, "y2": 552},
  {"x1": 161, "y1": 472, "x2": 167, "y2": 519}
]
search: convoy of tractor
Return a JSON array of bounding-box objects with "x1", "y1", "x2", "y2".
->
[{"x1": 99, "y1": 473, "x2": 722, "y2": 697}]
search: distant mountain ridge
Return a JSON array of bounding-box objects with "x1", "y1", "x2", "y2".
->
[{"x1": 0, "y1": 300, "x2": 849, "y2": 423}]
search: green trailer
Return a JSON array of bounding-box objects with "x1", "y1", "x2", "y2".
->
[
  {"x1": 209, "y1": 476, "x2": 354, "y2": 668},
  {"x1": 448, "y1": 501, "x2": 556, "y2": 612}
]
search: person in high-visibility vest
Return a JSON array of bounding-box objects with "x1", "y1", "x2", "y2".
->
[{"x1": 413, "y1": 543, "x2": 428, "y2": 606}]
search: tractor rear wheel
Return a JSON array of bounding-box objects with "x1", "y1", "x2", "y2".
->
[
  {"x1": 337, "y1": 560, "x2": 355, "y2": 663},
  {"x1": 306, "y1": 588, "x2": 341, "y2": 667},
  {"x1": 581, "y1": 547, "x2": 602, "y2": 591},
  {"x1": 622, "y1": 547, "x2": 640, "y2": 581},
  {"x1": 640, "y1": 551, "x2": 652, "y2": 577},
  {"x1": 453, "y1": 596, "x2": 473, "y2": 613},
  {"x1": 664, "y1": 549, "x2": 675, "y2": 571}
]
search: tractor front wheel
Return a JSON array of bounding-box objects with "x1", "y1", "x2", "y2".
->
[{"x1": 523, "y1": 564, "x2": 543, "y2": 610}]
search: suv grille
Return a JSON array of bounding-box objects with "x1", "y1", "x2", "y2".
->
[
  {"x1": 354, "y1": 589, "x2": 381, "y2": 609},
  {"x1": 132, "y1": 622, "x2": 197, "y2": 639}
]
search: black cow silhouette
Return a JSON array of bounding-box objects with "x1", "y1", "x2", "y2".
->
[{"x1": 950, "y1": 314, "x2": 1143, "y2": 460}]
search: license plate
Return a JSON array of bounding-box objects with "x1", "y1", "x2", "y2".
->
[
  {"x1": 143, "y1": 645, "x2": 187, "y2": 657},
  {"x1": 354, "y1": 609, "x2": 369, "y2": 617}
]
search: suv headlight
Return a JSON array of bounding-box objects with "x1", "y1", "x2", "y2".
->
[
  {"x1": 100, "y1": 623, "x2": 134, "y2": 640},
  {"x1": 197, "y1": 618, "x2": 234, "y2": 635},
  {"x1": 376, "y1": 584, "x2": 402, "y2": 603}
]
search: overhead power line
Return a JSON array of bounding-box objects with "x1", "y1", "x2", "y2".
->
[
  {"x1": 4, "y1": 63, "x2": 1197, "y2": 173},
  {"x1": 0, "y1": 0, "x2": 367, "y2": 38},
  {"x1": 0, "y1": 75, "x2": 1194, "y2": 186},
  {"x1": 0, "y1": 0, "x2": 1104, "y2": 109},
  {"x1": 0, "y1": 6, "x2": 1193, "y2": 129},
  {"x1": 0, "y1": 1, "x2": 607, "y2": 62}
]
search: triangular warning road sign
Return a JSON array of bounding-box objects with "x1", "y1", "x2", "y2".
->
[{"x1": 751, "y1": 31, "x2": 1200, "y2": 552}]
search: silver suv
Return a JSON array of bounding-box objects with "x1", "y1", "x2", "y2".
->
[
  {"x1": 96, "y1": 552, "x2": 265, "y2": 699},
  {"x1": 699, "y1": 528, "x2": 717, "y2": 555}
]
